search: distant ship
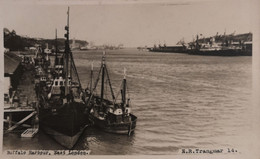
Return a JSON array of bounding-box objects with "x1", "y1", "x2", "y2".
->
[
  {"x1": 80, "y1": 46, "x2": 97, "y2": 50},
  {"x1": 85, "y1": 52, "x2": 137, "y2": 135},
  {"x1": 149, "y1": 44, "x2": 187, "y2": 53},
  {"x1": 187, "y1": 34, "x2": 252, "y2": 56},
  {"x1": 149, "y1": 33, "x2": 252, "y2": 56},
  {"x1": 35, "y1": 7, "x2": 88, "y2": 149}
]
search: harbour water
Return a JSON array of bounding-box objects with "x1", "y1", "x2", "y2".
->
[{"x1": 3, "y1": 48, "x2": 252, "y2": 155}]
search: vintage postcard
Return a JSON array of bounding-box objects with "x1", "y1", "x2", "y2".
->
[{"x1": 0, "y1": 0, "x2": 259, "y2": 158}]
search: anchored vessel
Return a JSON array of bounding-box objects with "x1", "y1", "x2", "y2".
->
[
  {"x1": 187, "y1": 34, "x2": 252, "y2": 56},
  {"x1": 86, "y1": 52, "x2": 137, "y2": 135},
  {"x1": 36, "y1": 7, "x2": 88, "y2": 149},
  {"x1": 149, "y1": 33, "x2": 252, "y2": 56}
]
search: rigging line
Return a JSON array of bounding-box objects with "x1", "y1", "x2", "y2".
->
[
  {"x1": 104, "y1": 66, "x2": 115, "y2": 100},
  {"x1": 93, "y1": 65, "x2": 102, "y2": 92},
  {"x1": 126, "y1": 83, "x2": 130, "y2": 99},
  {"x1": 85, "y1": 66, "x2": 102, "y2": 106},
  {"x1": 104, "y1": 78, "x2": 107, "y2": 98},
  {"x1": 114, "y1": 81, "x2": 123, "y2": 104},
  {"x1": 89, "y1": 62, "x2": 94, "y2": 91},
  {"x1": 69, "y1": 51, "x2": 82, "y2": 90},
  {"x1": 86, "y1": 82, "x2": 90, "y2": 90}
]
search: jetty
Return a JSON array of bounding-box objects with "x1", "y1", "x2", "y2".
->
[{"x1": 4, "y1": 52, "x2": 39, "y2": 137}]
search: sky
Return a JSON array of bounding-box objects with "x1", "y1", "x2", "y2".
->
[{"x1": 0, "y1": 0, "x2": 259, "y2": 47}]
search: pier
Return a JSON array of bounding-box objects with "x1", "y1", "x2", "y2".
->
[{"x1": 4, "y1": 52, "x2": 39, "y2": 137}]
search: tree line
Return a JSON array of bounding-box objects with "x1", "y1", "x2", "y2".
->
[{"x1": 4, "y1": 28, "x2": 88, "y2": 51}]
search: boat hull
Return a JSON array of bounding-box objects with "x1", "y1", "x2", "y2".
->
[
  {"x1": 41, "y1": 124, "x2": 87, "y2": 149},
  {"x1": 188, "y1": 49, "x2": 252, "y2": 56},
  {"x1": 149, "y1": 47, "x2": 252, "y2": 56},
  {"x1": 39, "y1": 102, "x2": 88, "y2": 148},
  {"x1": 89, "y1": 113, "x2": 137, "y2": 135}
]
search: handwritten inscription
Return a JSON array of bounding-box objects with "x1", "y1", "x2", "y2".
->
[
  {"x1": 29, "y1": 150, "x2": 50, "y2": 155},
  {"x1": 7, "y1": 150, "x2": 26, "y2": 155},
  {"x1": 5, "y1": 150, "x2": 90, "y2": 155},
  {"x1": 181, "y1": 148, "x2": 238, "y2": 154}
]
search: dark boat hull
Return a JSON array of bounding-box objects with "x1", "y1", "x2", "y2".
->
[
  {"x1": 149, "y1": 48, "x2": 252, "y2": 56},
  {"x1": 89, "y1": 113, "x2": 137, "y2": 135},
  {"x1": 188, "y1": 49, "x2": 252, "y2": 56},
  {"x1": 39, "y1": 102, "x2": 88, "y2": 148},
  {"x1": 41, "y1": 124, "x2": 87, "y2": 149}
]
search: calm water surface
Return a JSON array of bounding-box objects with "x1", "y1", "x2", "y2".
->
[{"x1": 3, "y1": 49, "x2": 252, "y2": 155}]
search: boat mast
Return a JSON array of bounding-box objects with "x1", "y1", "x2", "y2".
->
[
  {"x1": 196, "y1": 34, "x2": 199, "y2": 50},
  {"x1": 100, "y1": 51, "x2": 105, "y2": 107},
  {"x1": 122, "y1": 68, "x2": 127, "y2": 106},
  {"x1": 64, "y1": 7, "x2": 70, "y2": 96},
  {"x1": 90, "y1": 61, "x2": 93, "y2": 94},
  {"x1": 55, "y1": 29, "x2": 59, "y2": 68},
  {"x1": 55, "y1": 29, "x2": 58, "y2": 59}
]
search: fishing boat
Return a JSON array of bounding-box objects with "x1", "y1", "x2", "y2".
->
[
  {"x1": 36, "y1": 7, "x2": 88, "y2": 149},
  {"x1": 86, "y1": 52, "x2": 137, "y2": 135}
]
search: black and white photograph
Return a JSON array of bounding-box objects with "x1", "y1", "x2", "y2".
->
[{"x1": 0, "y1": 0, "x2": 259, "y2": 157}]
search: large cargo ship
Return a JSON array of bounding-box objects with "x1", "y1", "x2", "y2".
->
[
  {"x1": 149, "y1": 33, "x2": 252, "y2": 56},
  {"x1": 187, "y1": 34, "x2": 252, "y2": 56}
]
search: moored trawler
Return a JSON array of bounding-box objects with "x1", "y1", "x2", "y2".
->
[
  {"x1": 86, "y1": 52, "x2": 137, "y2": 135},
  {"x1": 36, "y1": 7, "x2": 89, "y2": 149}
]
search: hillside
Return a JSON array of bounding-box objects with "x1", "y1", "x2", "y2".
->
[{"x1": 4, "y1": 28, "x2": 88, "y2": 51}]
